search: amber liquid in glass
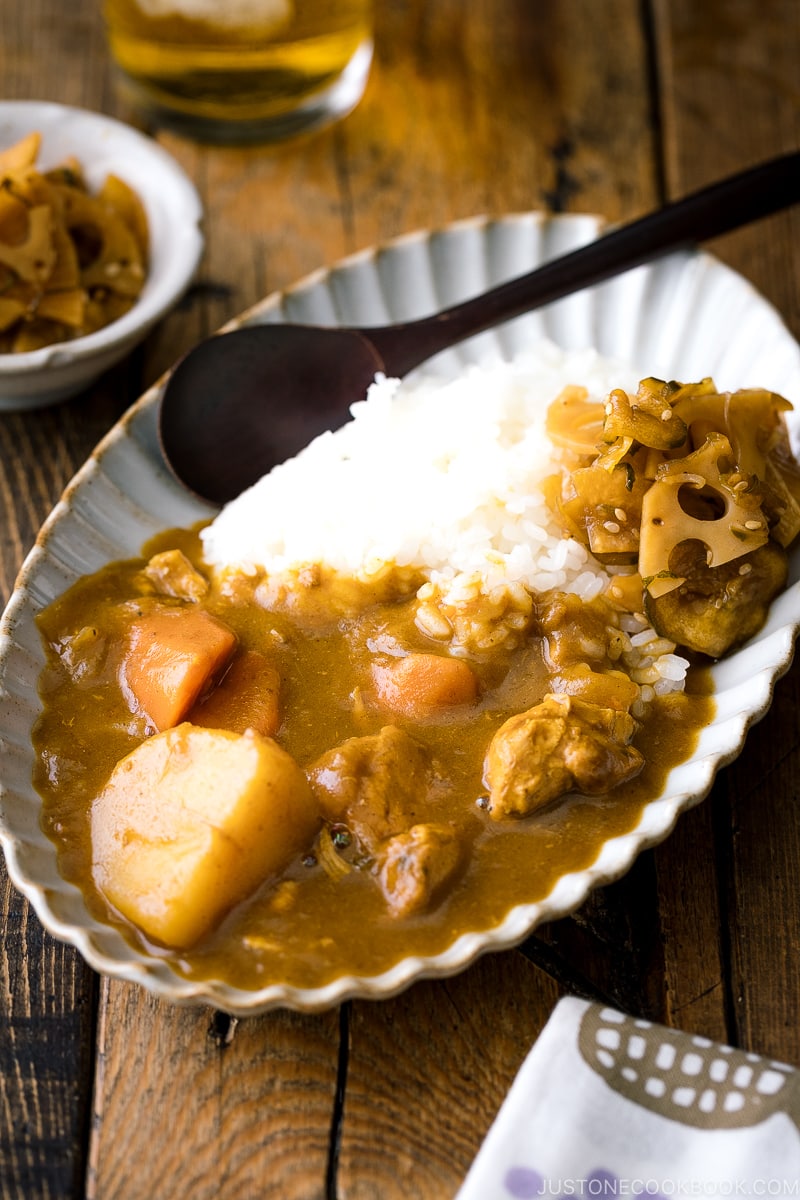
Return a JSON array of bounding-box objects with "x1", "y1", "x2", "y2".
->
[{"x1": 104, "y1": 0, "x2": 373, "y2": 140}]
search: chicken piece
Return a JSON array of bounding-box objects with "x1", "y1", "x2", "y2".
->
[
  {"x1": 377, "y1": 823, "x2": 463, "y2": 918},
  {"x1": 143, "y1": 549, "x2": 209, "y2": 603},
  {"x1": 308, "y1": 724, "x2": 432, "y2": 853},
  {"x1": 644, "y1": 539, "x2": 788, "y2": 659},
  {"x1": 484, "y1": 693, "x2": 644, "y2": 818}
]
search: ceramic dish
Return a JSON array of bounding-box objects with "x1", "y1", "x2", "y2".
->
[
  {"x1": 0, "y1": 100, "x2": 203, "y2": 410},
  {"x1": 1, "y1": 213, "x2": 799, "y2": 1015}
]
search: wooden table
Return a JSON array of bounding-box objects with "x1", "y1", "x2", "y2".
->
[{"x1": 1, "y1": 2, "x2": 799, "y2": 1196}]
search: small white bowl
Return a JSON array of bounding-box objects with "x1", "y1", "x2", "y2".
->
[{"x1": 0, "y1": 101, "x2": 203, "y2": 411}]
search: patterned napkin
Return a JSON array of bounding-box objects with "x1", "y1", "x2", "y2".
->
[{"x1": 457, "y1": 997, "x2": 800, "y2": 1199}]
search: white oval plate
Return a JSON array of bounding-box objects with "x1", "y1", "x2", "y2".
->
[{"x1": 1, "y1": 214, "x2": 799, "y2": 1014}]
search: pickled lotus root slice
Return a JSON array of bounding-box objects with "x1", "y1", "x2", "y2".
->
[
  {"x1": 602, "y1": 378, "x2": 688, "y2": 453},
  {"x1": 672, "y1": 383, "x2": 793, "y2": 480},
  {"x1": 0, "y1": 296, "x2": 26, "y2": 332},
  {"x1": 98, "y1": 175, "x2": 149, "y2": 261},
  {"x1": 0, "y1": 132, "x2": 41, "y2": 174},
  {"x1": 545, "y1": 384, "x2": 605, "y2": 456},
  {"x1": 46, "y1": 217, "x2": 81, "y2": 292},
  {"x1": 639, "y1": 433, "x2": 770, "y2": 599},
  {"x1": 558, "y1": 459, "x2": 650, "y2": 561},
  {"x1": 56, "y1": 186, "x2": 146, "y2": 298},
  {"x1": 0, "y1": 134, "x2": 150, "y2": 351},
  {"x1": 0, "y1": 165, "x2": 65, "y2": 284},
  {"x1": 36, "y1": 288, "x2": 87, "y2": 328},
  {"x1": 0, "y1": 204, "x2": 56, "y2": 284}
]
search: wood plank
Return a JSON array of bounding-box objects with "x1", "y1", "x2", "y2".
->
[
  {"x1": 338, "y1": 956, "x2": 560, "y2": 1200},
  {"x1": 654, "y1": 799, "x2": 729, "y2": 1042},
  {"x1": 345, "y1": 0, "x2": 661, "y2": 248},
  {"x1": 0, "y1": 388, "x2": 121, "y2": 1200},
  {"x1": 535, "y1": 854, "x2": 668, "y2": 1021},
  {"x1": 725, "y1": 670, "x2": 800, "y2": 1061},
  {"x1": 0, "y1": 1, "x2": 112, "y2": 111},
  {"x1": 87, "y1": 982, "x2": 340, "y2": 1200},
  {"x1": 0, "y1": 884, "x2": 97, "y2": 1200},
  {"x1": 651, "y1": 0, "x2": 800, "y2": 1058},
  {"x1": 652, "y1": 0, "x2": 800, "y2": 322}
]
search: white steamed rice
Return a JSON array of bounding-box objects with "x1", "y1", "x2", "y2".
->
[{"x1": 202, "y1": 339, "x2": 639, "y2": 600}]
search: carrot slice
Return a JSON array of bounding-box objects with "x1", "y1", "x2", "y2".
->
[
  {"x1": 372, "y1": 653, "x2": 478, "y2": 719},
  {"x1": 122, "y1": 608, "x2": 236, "y2": 732},
  {"x1": 189, "y1": 649, "x2": 282, "y2": 736}
]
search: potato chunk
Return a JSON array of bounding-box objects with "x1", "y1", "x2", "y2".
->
[{"x1": 91, "y1": 724, "x2": 320, "y2": 948}]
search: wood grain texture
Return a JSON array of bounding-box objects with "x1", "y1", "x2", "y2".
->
[
  {"x1": 87, "y1": 982, "x2": 340, "y2": 1200},
  {"x1": 651, "y1": 0, "x2": 800, "y2": 1059},
  {"x1": 0, "y1": 5, "x2": 127, "y2": 1175},
  {"x1": 338, "y1": 956, "x2": 560, "y2": 1200},
  {"x1": 0, "y1": 885, "x2": 96, "y2": 1200}
]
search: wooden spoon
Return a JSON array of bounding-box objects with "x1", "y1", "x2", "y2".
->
[{"x1": 159, "y1": 152, "x2": 800, "y2": 504}]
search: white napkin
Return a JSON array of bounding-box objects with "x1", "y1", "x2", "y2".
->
[{"x1": 457, "y1": 997, "x2": 800, "y2": 1199}]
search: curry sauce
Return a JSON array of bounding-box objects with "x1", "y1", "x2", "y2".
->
[{"x1": 33, "y1": 526, "x2": 714, "y2": 991}]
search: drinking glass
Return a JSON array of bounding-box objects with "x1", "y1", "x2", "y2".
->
[{"x1": 103, "y1": 0, "x2": 373, "y2": 143}]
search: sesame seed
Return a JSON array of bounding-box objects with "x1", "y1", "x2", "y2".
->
[
  {"x1": 614, "y1": 508, "x2": 627, "y2": 522},
  {"x1": 661, "y1": 409, "x2": 672, "y2": 421},
  {"x1": 739, "y1": 563, "x2": 753, "y2": 575},
  {"x1": 744, "y1": 519, "x2": 762, "y2": 530},
  {"x1": 603, "y1": 521, "x2": 621, "y2": 534}
]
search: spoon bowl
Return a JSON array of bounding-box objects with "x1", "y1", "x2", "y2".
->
[
  {"x1": 158, "y1": 152, "x2": 800, "y2": 504},
  {"x1": 158, "y1": 325, "x2": 385, "y2": 504}
]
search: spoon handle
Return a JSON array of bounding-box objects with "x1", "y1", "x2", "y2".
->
[{"x1": 364, "y1": 151, "x2": 800, "y2": 377}]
